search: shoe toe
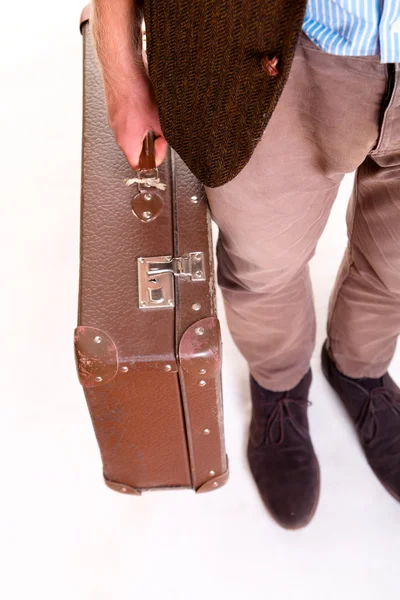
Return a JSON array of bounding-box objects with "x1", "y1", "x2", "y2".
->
[
  {"x1": 248, "y1": 445, "x2": 320, "y2": 529},
  {"x1": 369, "y1": 458, "x2": 400, "y2": 502},
  {"x1": 383, "y1": 478, "x2": 400, "y2": 502},
  {"x1": 266, "y1": 463, "x2": 320, "y2": 529}
]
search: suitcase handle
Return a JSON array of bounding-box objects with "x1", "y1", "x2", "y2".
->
[{"x1": 138, "y1": 130, "x2": 156, "y2": 170}]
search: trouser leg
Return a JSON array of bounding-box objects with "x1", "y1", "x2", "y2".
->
[
  {"x1": 205, "y1": 32, "x2": 387, "y2": 391},
  {"x1": 328, "y1": 61, "x2": 400, "y2": 378},
  {"x1": 328, "y1": 133, "x2": 400, "y2": 376}
]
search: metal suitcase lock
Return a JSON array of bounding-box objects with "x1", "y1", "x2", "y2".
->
[{"x1": 138, "y1": 252, "x2": 206, "y2": 309}]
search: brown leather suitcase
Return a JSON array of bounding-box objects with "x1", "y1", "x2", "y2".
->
[{"x1": 74, "y1": 6, "x2": 229, "y2": 495}]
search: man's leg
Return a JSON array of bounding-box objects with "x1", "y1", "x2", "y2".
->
[
  {"x1": 204, "y1": 32, "x2": 387, "y2": 526},
  {"x1": 205, "y1": 33, "x2": 387, "y2": 392},
  {"x1": 324, "y1": 63, "x2": 400, "y2": 501},
  {"x1": 328, "y1": 64, "x2": 400, "y2": 378}
]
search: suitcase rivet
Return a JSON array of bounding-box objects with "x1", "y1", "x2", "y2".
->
[
  {"x1": 140, "y1": 301, "x2": 146, "y2": 307},
  {"x1": 199, "y1": 368, "x2": 206, "y2": 374},
  {"x1": 190, "y1": 195, "x2": 199, "y2": 203},
  {"x1": 195, "y1": 327, "x2": 205, "y2": 336},
  {"x1": 209, "y1": 470, "x2": 216, "y2": 476},
  {"x1": 199, "y1": 380, "x2": 206, "y2": 387},
  {"x1": 192, "y1": 303, "x2": 201, "y2": 311},
  {"x1": 139, "y1": 258, "x2": 145, "y2": 263},
  {"x1": 195, "y1": 270, "x2": 203, "y2": 278},
  {"x1": 121, "y1": 487, "x2": 127, "y2": 493},
  {"x1": 143, "y1": 211, "x2": 152, "y2": 219},
  {"x1": 94, "y1": 336, "x2": 102, "y2": 344},
  {"x1": 95, "y1": 376, "x2": 102, "y2": 382},
  {"x1": 120, "y1": 366, "x2": 129, "y2": 373},
  {"x1": 144, "y1": 193, "x2": 152, "y2": 201},
  {"x1": 164, "y1": 364, "x2": 172, "y2": 371},
  {"x1": 212, "y1": 482, "x2": 219, "y2": 488},
  {"x1": 195, "y1": 253, "x2": 202, "y2": 259},
  {"x1": 168, "y1": 299, "x2": 174, "y2": 305},
  {"x1": 203, "y1": 428, "x2": 211, "y2": 435}
]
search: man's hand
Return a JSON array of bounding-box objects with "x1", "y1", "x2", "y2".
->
[
  {"x1": 105, "y1": 69, "x2": 168, "y2": 169},
  {"x1": 91, "y1": 0, "x2": 168, "y2": 169}
]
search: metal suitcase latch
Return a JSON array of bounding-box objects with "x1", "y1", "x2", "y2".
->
[{"x1": 138, "y1": 252, "x2": 206, "y2": 309}]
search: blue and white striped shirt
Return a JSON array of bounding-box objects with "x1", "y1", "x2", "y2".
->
[{"x1": 303, "y1": 1, "x2": 400, "y2": 63}]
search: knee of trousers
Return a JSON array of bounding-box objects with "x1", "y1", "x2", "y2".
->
[
  {"x1": 350, "y1": 243, "x2": 400, "y2": 299},
  {"x1": 215, "y1": 236, "x2": 312, "y2": 295}
]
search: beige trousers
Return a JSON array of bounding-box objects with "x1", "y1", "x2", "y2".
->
[{"x1": 204, "y1": 31, "x2": 400, "y2": 392}]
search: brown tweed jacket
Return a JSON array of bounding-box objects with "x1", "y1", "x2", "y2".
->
[{"x1": 143, "y1": 0, "x2": 308, "y2": 187}]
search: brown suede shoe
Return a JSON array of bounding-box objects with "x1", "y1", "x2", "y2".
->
[
  {"x1": 322, "y1": 340, "x2": 400, "y2": 502},
  {"x1": 247, "y1": 369, "x2": 320, "y2": 529}
]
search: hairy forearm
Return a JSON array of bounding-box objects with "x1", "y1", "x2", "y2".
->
[
  {"x1": 91, "y1": 0, "x2": 144, "y2": 92},
  {"x1": 89, "y1": 0, "x2": 167, "y2": 169}
]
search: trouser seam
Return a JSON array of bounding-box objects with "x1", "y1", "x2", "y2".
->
[
  {"x1": 327, "y1": 169, "x2": 359, "y2": 347},
  {"x1": 369, "y1": 63, "x2": 397, "y2": 157}
]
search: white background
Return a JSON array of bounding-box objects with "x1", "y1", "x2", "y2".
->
[{"x1": 1, "y1": 1, "x2": 399, "y2": 599}]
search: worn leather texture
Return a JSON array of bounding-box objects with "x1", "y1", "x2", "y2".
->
[
  {"x1": 142, "y1": 0, "x2": 308, "y2": 187},
  {"x1": 76, "y1": 14, "x2": 228, "y2": 494},
  {"x1": 74, "y1": 326, "x2": 119, "y2": 387}
]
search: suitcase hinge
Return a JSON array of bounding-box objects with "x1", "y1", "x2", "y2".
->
[{"x1": 138, "y1": 252, "x2": 206, "y2": 309}]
